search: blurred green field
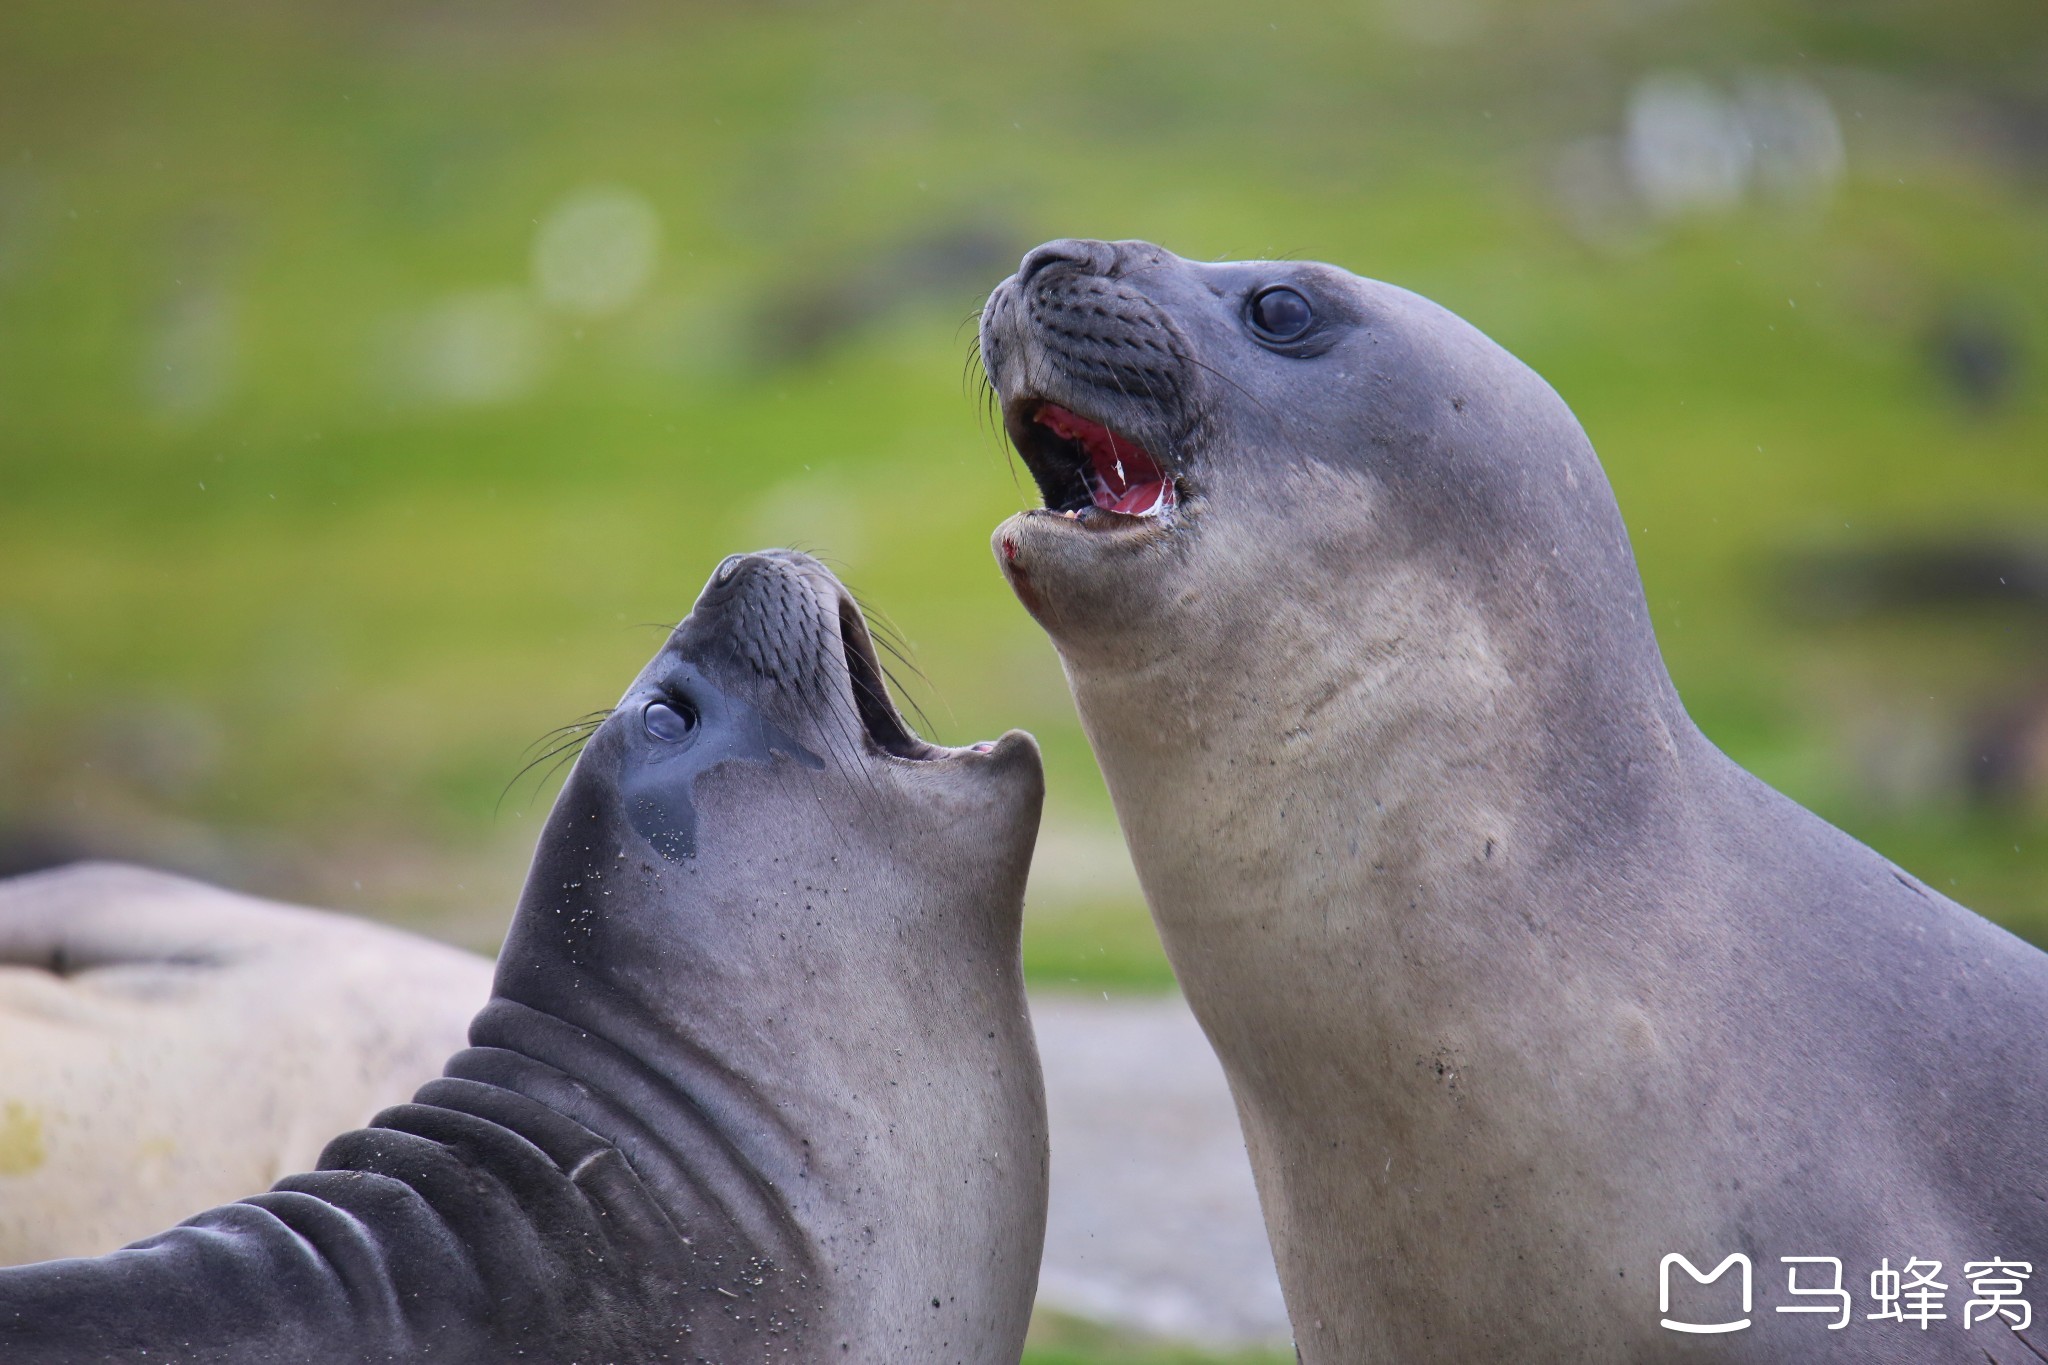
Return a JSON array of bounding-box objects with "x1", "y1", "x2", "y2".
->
[
  {"x1": 2, "y1": 2, "x2": 2045, "y2": 1358},
  {"x1": 3, "y1": 0, "x2": 2046, "y2": 976},
  {"x1": 1023, "y1": 1312, "x2": 1292, "y2": 1365}
]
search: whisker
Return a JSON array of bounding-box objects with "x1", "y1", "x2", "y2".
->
[
  {"x1": 877, "y1": 658, "x2": 939, "y2": 737},
  {"x1": 818, "y1": 671, "x2": 884, "y2": 802},
  {"x1": 853, "y1": 598, "x2": 952, "y2": 738},
  {"x1": 497, "y1": 729, "x2": 600, "y2": 816},
  {"x1": 850, "y1": 597, "x2": 936, "y2": 694},
  {"x1": 516, "y1": 711, "x2": 611, "y2": 760},
  {"x1": 528, "y1": 746, "x2": 587, "y2": 806}
]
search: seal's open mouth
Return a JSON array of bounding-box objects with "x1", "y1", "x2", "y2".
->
[
  {"x1": 1007, "y1": 400, "x2": 1176, "y2": 524},
  {"x1": 835, "y1": 595, "x2": 942, "y2": 761}
]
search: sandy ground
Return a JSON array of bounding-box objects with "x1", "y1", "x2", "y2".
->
[{"x1": 1031, "y1": 992, "x2": 1292, "y2": 1349}]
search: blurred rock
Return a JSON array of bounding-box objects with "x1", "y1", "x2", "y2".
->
[
  {"x1": 1781, "y1": 539, "x2": 2048, "y2": 810},
  {"x1": 1784, "y1": 541, "x2": 2048, "y2": 620},
  {"x1": 753, "y1": 219, "x2": 1022, "y2": 366},
  {"x1": 0, "y1": 828, "x2": 101, "y2": 882},
  {"x1": 1824, "y1": 70, "x2": 2048, "y2": 195},
  {"x1": 1550, "y1": 134, "x2": 1654, "y2": 255},
  {"x1": 1031, "y1": 992, "x2": 1290, "y2": 1349},
  {"x1": 744, "y1": 469, "x2": 872, "y2": 571},
  {"x1": 1968, "y1": 685, "x2": 2048, "y2": 807},
  {"x1": 1839, "y1": 704, "x2": 1964, "y2": 813},
  {"x1": 86, "y1": 699, "x2": 222, "y2": 804},
  {"x1": 530, "y1": 184, "x2": 662, "y2": 319},
  {"x1": 1555, "y1": 69, "x2": 1843, "y2": 247},
  {"x1": 1625, "y1": 72, "x2": 1753, "y2": 218},
  {"x1": 0, "y1": 170, "x2": 47, "y2": 283},
  {"x1": 1926, "y1": 304, "x2": 2025, "y2": 414},
  {"x1": 1738, "y1": 71, "x2": 1846, "y2": 206},
  {"x1": 1026, "y1": 821, "x2": 1145, "y2": 913},
  {"x1": 142, "y1": 288, "x2": 238, "y2": 418},
  {"x1": 1983, "y1": 94, "x2": 2048, "y2": 184}
]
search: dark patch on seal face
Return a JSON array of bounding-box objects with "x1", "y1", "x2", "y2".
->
[{"x1": 617, "y1": 663, "x2": 822, "y2": 861}]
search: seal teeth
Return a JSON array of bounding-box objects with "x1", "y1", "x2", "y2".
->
[{"x1": 1017, "y1": 402, "x2": 1175, "y2": 522}]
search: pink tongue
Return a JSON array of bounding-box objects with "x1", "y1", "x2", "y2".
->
[
  {"x1": 1107, "y1": 481, "x2": 1164, "y2": 515},
  {"x1": 1095, "y1": 444, "x2": 1168, "y2": 514},
  {"x1": 1035, "y1": 404, "x2": 1170, "y2": 516}
]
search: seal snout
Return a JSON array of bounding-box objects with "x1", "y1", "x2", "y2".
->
[
  {"x1": 981, "y1": 238, "x2": 1193, "y2": 537},
  {"x1": 1016, "y1": 237, "x2": 1118, "y2": 285},
  {"x1": 686, "y1": 550, "x2": 959, "y2": 764}
]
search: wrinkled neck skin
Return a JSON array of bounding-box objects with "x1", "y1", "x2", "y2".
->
[{"x1": 486, "y1": 738, "x2": 1046, "y2": 1356}]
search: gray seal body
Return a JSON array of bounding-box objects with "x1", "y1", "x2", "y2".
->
[
  {"x1": 0, "y1": 550, "x2": 1048, "y2": 1363},
  {"x1": 979, "y1": 237, "x2": 2048, "y2": 1363}
]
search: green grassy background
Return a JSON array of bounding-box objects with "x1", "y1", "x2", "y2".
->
[{"x1": 1, "y1": 3, "x2": 2044, "y2": 1355}]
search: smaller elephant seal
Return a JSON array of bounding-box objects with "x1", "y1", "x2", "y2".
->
[
  {"x1": 0, "y1": 862, "x2": 493, "y2": 1266},
  {"x1": 980, "y1": 238, "x2": 2048, "y2": 1364},
  {"x1": 0, "y1": 549, "x2": 1049, "y2": 1364}
]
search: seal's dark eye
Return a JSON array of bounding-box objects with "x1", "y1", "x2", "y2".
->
[
  {"x1": 1248, "y1": 287, "x2": 1313, "y2": 342},
  {"x1": 644, "y1": 700, "x2": 698, "y2": 744}
]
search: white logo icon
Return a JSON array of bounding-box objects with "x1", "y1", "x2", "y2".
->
[{"x1": 1660, "y1": 1253, "x2": 1753, "y2": 1334}]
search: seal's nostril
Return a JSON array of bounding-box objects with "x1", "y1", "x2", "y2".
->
[
  {"x1": 715, "y1": 554, "x2": 747, "y2": 585},
  {"x1": 1017, "y1": 238, "x2": 1111, "y2": 286}
]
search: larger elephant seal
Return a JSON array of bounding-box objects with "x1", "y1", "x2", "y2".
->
[
  {"x1": 0, "y1": 549, "x2": 1049, "y2": 1364},
  {"x1": 980, "y1": 238, "x2": 2048, "y2": 1363},
  {"x1": 0, "y1": 862, "x2": 494, "y2": 1265}
]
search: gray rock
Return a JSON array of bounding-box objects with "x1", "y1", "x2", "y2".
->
[{"x1": 1031, "y1": 992, "x2": 1291, "y2": 1348}]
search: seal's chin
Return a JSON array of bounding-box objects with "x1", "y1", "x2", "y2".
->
[{"x1": 1006, "y1": 399, "x2": 1176, "y2": 526}]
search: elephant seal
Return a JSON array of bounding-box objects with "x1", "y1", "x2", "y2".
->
[
  {"x1": 0, "y1": 862, "x2": 493, "y2": 1266},
  {"x1": 0, "y1": 549, "x2": 1048, "y2": 1363},
  {"x1": 979, "y1": 238, "x2": 2048, "y2": 1363}
]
